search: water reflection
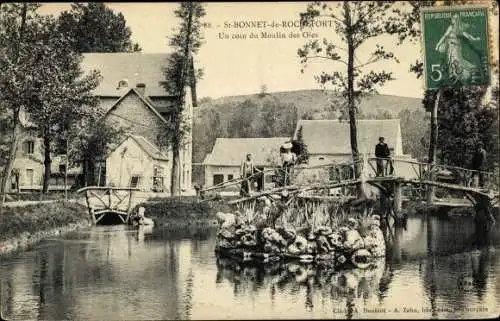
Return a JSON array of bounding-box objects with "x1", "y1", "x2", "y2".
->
[
  {"x1": 0, "y1": 215, "x2": 498, "y2": 320},
  {"x1": 215, "y1": 255, "x2": 386, "y2": 319}
]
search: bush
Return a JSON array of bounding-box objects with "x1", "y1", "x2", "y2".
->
[
  {"x1": 134, "y1": 197, "x2": 232, "y2": 223},
  {"x1": 0, "y1": 202, "x2": 90, "y2": 241}
]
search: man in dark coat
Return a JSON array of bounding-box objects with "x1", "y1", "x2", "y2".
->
[
  {"x1": 471, "y1": 142, "x2": 487, "y2": 187},
  {"x1": 375, "y1": 137, "x2": 390, "y2": 176}
]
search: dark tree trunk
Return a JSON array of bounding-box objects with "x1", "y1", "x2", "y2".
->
[
  {"x1": 82, "y1": 158, "x2": 89, "y2": 187},
  {"x1": 42, "y1": 135, "x2": 51, "y2": 193},
  {"x1": 344, "y1": 3, "x2": 362, "y2": 197},
  {"x1": 0, "y1": 115, "x2": 20, "y2": 205},
  {"x1": 82, "y1": 156, "x2": 96, "y2": 186},
  {"x1": 0, "y1": 3, "x2": 28, "y2": 206},
  {"x1": 88, "y1": 160, "x2": 96, "y2": 186},
  {"x1": 427, "y1": 88, "x2": 441, "y2": 204},
  {"x1": 189, "y1": 57, "x2": 198, "y2": 107},
  {"x1": 171, "y1": 3, "x2": 194, "y2": 196},
  {"x1": 171, "y1": 140, "x2": 181, "y2": 196}
]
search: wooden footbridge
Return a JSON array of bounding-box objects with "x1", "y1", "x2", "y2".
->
[
  {"x1": 76, "y1": 186, "x2": 140, "y2": 225},
  {"x1": 200, "y1": 157, "x2": 499, "y2": 224}
]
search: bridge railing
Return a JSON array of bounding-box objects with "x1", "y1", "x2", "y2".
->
[
  {"x1": 76, "y1": 186, "x2": 141, "y2": 214},
  {"x1": 366, "y1": 157, "x2": 499, "y2": 191},
  {"x1": 200, "y1": 160, "x2": 363, "y2": 197},
  {"x1": 200, "y1": 157, "x2": 498, "y2": 197}
]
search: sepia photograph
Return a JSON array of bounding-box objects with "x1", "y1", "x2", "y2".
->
[{"x1": 0, "y1": 1, "x2": 499, "y2": 320}]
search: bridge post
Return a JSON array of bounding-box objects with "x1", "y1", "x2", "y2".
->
[{"x1": 393, "y1": 180, "x2": 404, "y2": 224}]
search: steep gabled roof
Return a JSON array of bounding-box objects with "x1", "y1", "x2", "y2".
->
[
  {"x1": 105, "y1": 88, "x2": 169, "y2": 124},
  {"x1": 203, "y1": 137, "x2": 290, "y2": 167},
  {"x1": 130, "y1": 135, "x2": 169, "y2": 161},
  {"x1": 81, "y1": 53, "x2": 174, "y2": 97},
  {"x1": 294, "y1": 119, "x2": 401, "y2": 155},
  {"x1": 107, "y1": 135, "x2": 169, "y2": 161}
]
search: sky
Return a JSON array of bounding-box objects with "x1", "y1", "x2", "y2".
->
[{"x1": 39, "y1": 2, "x2": 499, "y2": 100}]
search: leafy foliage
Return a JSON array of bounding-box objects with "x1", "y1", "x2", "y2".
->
[
  {"x1": 0, "y1": 4, "x2": 103, "y2": 193},
  {"x1": 423, "y1": 86, "x2": 498, "y2": 168},
  {"x1": 293, "y1": 125, "x2": 309, "y2": 165},
  {"x1": 68, "y1": 117, "x2": 125, "y2": 186},
  {"x1": 298, "y1": 2, "x2": 401, "y2": 182},
  {"x1": 162, "y1": 2, "x2": 205, "y2": 195},
  {"x1": 192, "y1": 97, "x2": 299, "y2": 184},
  {"x1": 299, "y1": 2, "x2": 398, "y2": 100},
  {"x1": 398, "y1": 108, "x2": 429, "y2": 161},
  {"x1": 57, "y1": 2, "x2": 141, "y2": 53}
]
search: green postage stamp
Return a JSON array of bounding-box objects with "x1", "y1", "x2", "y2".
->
[{"x1": 421, "y1": 5, "x2": 491, "y2": 89}]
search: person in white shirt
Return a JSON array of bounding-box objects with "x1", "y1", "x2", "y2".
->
[
  {"x1": 281, "y1": 142, "x2": 296, "y2": 185},
  {"x1": 240, "y1": 153, "x2": 255, "y2": 196}
]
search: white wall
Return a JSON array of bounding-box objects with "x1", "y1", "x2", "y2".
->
[
  {"x1": 204, "y1": 165, "x2": 277, "y2": 190},
  {"x1": 106, "y1": 137, "x2": 169, "y2": 192},
  {"x1": 180, "y1": 86, "x2": 193, "y2": 193}
]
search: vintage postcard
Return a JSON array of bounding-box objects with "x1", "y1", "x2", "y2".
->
[{"x1": 0, "y1": 1, "x2": 498, "y2": 320}]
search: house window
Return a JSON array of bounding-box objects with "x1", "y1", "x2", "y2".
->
[
  {"x1": 213, "y1": 174, "x2": 224, "y2": 186},
  {"x1": 227, "y1": 174, "x2": 234, "y2": 181},
  {"x1": 23, "y1": 141, "x2": 35, "y2": 154},
  {"x1": 130, "y1": 175, "x2": 141, "y2": 188},
  {"x1": 26, "y1": 169, "x2": 34, "y2": 186},
  {"x1": 59, "y1": 164, "x2": 66, "y2": 173},
  {"x1": 117, "y1": 79, "x2": 129, "y2": 89},
  {"x1": 154, "y1": 166, "x2": 164, "y2": 177},
  {"x1": 319, "y1": 157, "x2": 325, "y2": 161}
]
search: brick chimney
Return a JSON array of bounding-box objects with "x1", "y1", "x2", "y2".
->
[{"x1": 136, "y1": 83, "x2": 146, "y2": 96}]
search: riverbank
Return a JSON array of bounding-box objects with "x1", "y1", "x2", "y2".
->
[
  {"x1": 135, "y1": 196, "x2": 231, "y2": 227},
  {"x1": 0, "y1": 202, "x2": 92, "y2": 258}
]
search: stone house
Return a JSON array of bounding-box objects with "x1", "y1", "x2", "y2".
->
[
  {"x1": 5, "y1": 52, "x2": 194, "y2": 194},
  {"x1": 80, "y1": 52, "x2": 194, "y2": 194},
  {"x1": 293, "y1": 119, "x2": 418, "y2": 178},
  {"x1": 202, "y1": 137, "x2": 290, "y2": 191},
  {"x1": 7, "y1": 109, "x2": 82, "y2": 192},
  {"x1": 106, "y1": 135, "x2": 170, "y2": 191}
]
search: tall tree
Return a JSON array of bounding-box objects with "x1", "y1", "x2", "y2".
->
[
  {"x1": 423, "y1": 86, "x2": 497, "y2": 169},
  {"x1": 68, "y1": 117, "x2": 124, "y2": 187},
  {"x1": 57, "y1": 2, "x2": 141, "y2": 53},
  {"x1": 293, "y1": 125, "x2": 309, "y2": 165},
  {"x1": 162, "y1": 2, "x2": 205, "y2": 196},
  {"x1": 299, "y1": 2, "x2": 399, "y2": 184},
  {"x1": 20, "y1": 15, "x2": 101, "y2": 193},
  {"x1": 0, "y1": 3, "x2": 34, "y2": 204}
]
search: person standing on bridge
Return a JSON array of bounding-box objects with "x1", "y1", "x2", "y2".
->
[
  {"x1": 281, "y1": 142, "x2": 297, "y2": 186},
  {"x1": 471, "y1": 142, "x2": 487, "y2": 187},
  {"x1": 240, "y1": 153, "x2": 255, "y2": 197},
  {"x1": 375, "y1": 137, "x2": 390, "y2": 177}
]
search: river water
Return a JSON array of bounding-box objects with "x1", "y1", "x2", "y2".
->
[{"x1": 1, "y1": 214, "x2": 499, "y2": 320}]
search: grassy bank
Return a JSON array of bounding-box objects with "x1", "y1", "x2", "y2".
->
[
  {"x1": 135, "y1": 196, "x2": 232, "y2": 227},
  {"x1": 0, "y1": 202, "x2": 91, "y2": 255},
  {"x1": 4, "y1": 191, "x2": 79, "y2": 202}
]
